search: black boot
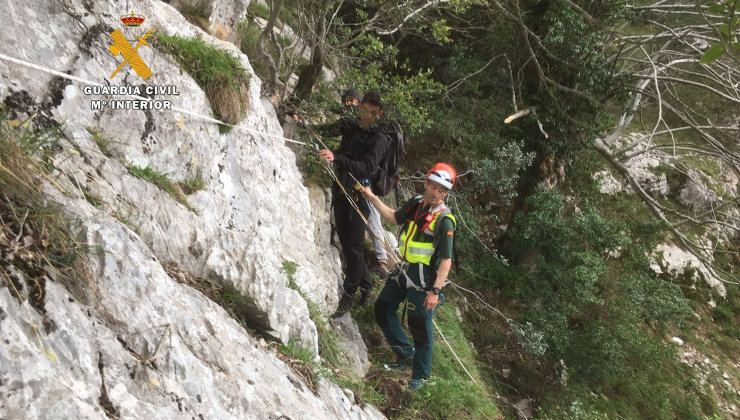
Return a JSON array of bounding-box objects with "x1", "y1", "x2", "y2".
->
[
  {"x1": 356, "y1": 288, "x2": 372, "y2": 308},
  {"x1": 331, "y1": 292, "x2": 355, "y2": 318}
]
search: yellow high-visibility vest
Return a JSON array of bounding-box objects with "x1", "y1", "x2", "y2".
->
[{"x1": 399, "y1": 200, "x2": 456, "y2": 266}]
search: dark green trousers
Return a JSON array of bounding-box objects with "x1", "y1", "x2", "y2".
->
[{"x1": 374, "y1": 263, "x2": 434, "y2": 380}]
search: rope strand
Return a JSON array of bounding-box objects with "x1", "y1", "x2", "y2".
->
[
  {"x1": 433, "y1": 319, "x2": 477, "y2": 384},
  {"x1": 0, "y1": 52, "x2": 306, "y2": 145}
]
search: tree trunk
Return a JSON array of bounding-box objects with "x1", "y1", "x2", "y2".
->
[
  {"x1": 293, "y1": 44, "x2": 324, "y2": 101},
  {"x1": 256, "y1": 0, "x2": 283, "y2": 96}
]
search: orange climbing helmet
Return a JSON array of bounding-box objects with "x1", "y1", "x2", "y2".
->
[{"x1": 427, "y1": 162, "x2": 456, "y2": 190}]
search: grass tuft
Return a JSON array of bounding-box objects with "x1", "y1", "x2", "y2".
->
[
  {"x1": 180, "y1": 172, "x2": 207, "y2": 194},
  {"x1": 85, "y1": 126, "x2": 113, "y2": 156},
  {"x1": 349, "y1": 287, "x2": 501, "y2": 418},
  {"x1": 127, "y1": 165, "x2": 198, "y2": 213},
  {"x1": 153, "y1": 33, "x2": 250, "y2": 127},
  {"x1": 1, "y1": 116, "x2": 94, "y2": 307}
]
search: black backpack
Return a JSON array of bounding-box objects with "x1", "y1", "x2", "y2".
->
[{"x1": 372, "y1": 120, "x2": 405, "y2": 196}]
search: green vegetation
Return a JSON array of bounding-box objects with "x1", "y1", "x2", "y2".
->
[
  {"x1": 348, "y1": 294, "x2": 500, "y2": 418},
  {"x1": 279, "y1": 337, "x2": 315, "y2": 363},
  {"x1": 401, "y1": 307, "x2": 500, "y2": 419},
  {"x1": 237, "y1": 18, "x2": 304, "y2": 88},
  {"x1": 283, "y1": 0, "x2": 738, "y2": 416},
  {"x1": 281, "y1": 260, "x2": 342, "y2": 367},
  {"x1": 128, "y1": 165, "x2": 177, "y2": 194},
  {"x1": 1, "y1": 116, "x2": 92, "y2": 308},
  {"x1": 85, "y1": 126, "x2": 112, "y2": 156},
  {"x1": 246, "y1": 2, "x2": 269, "y2": 20},
  {"x1": 127, "y1": 165, "x2": 198, "y2": 213},
  {"x1": 153, "y1": 33, "x2": 250, "y2": 129},
  {"x1": 180, "y1": 173, "x2": 206, "y2": 194}
]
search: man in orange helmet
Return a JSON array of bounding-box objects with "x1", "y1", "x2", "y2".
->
[{"x1": 360, "y1": 163, "x2": 457, "y2": 391}]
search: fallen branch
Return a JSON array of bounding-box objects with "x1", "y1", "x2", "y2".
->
[
  {"x1": 530, "y1": 108, "x2": 550, "y2": 140},
  {"x1": 504, "y1": 107, "x2": 536, "y2": 124}
]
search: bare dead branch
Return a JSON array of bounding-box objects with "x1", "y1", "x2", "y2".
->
[{"x1": 504, "y1": 107, "x2": 535, "y2": 124}]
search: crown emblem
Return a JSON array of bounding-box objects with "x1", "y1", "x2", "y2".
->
[{"x1": 120, "y1": 11, "x2": 145, "y2": 27}]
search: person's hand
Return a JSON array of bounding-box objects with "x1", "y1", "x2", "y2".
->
[
  {"x1": 359, "y1": 186, "x2": 376, "y2": 201},
  {"x1": 424, "y1": 292, "x2": 439, "y2": 311},
  {"x1": 318, "y1": 149, "x2": 334, "y2": 162}
]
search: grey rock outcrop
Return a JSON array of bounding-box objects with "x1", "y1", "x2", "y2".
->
[
  {"x1": 608, "y1": 133, "x2": 669, "y2": 196},
  {"x1": 599, "y1": 132, "x2": 737, "y2": 299},
  {"x1": 1, "y1": 0, "x2": 341, "y2": 355},
  {"x1": 330, "y1": 314, "x2": 371, "y2": 378},
  {"x1": 652, "y1": 242, "x2": 726, "y2": 297},
  {"x1": 0, "y1": 193, "x2": 383, "y2": 419},
  {"x1": 170, "y1": 0, "x2": 249, "y2": 45},
  {"x1": 0, "y1": 0, "x2": 381, "y2": 417},
  {"x1": 593, "y1": 170, "x2": 623, "y2": 195},
  {"x1": 678, "y1": 169, "x2": 720, "y2": 211}
]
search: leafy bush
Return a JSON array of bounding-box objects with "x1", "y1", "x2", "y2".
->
[
  {"x1": 472, "y1": 141, "x2": 535, "y2": 208},
  {"x1": 505, "y1": 188, "x2": 692, "y2": 405},
  {"x1": 339, "y1": 34, "x2": 444, "y2": 136}
]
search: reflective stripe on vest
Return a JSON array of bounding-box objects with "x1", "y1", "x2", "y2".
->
[{"x1": 399, "y1": 201, "x2": 453, "y2": 265}]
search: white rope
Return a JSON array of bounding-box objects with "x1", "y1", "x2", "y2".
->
[
  {"x1": 432, "y1": 318, "x2": 477, "y2": 384},
  {"x1": 448, "y1": 281, "x2": 516, "y2": 325},
  {"x1": 0, "y1": 52, "x2": 306, "y2": 145},
  {"x1": 449, "y1": 194, "x2": 502, "y2": 260}
]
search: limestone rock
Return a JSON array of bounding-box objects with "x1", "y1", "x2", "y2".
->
[
  {"x1": 678, "y1": 169, "x2": 720, "y2": 211},
  {"x1": 593, "y1": 170, "x2": 623, "y2": 195},
  {"x1": 653, "y1": 242, "x2": 725, "y2": 297},
  {"x1": 0, "y1": 199, "x2": 384, "y2": 419},
  {"x1": 1, "y1": 0, "x2": 344, "y2": 355},
  {"x1": 330, "y1": 313, "x2": 371, "y2": 378},
  {"x1": 606, "y1": 133, "x2": 669, "y2": 195},
  {"x1": 0, "y1": 0, "x2": 384, "y2": 417},
  {"x1": 168, "y1": 0, "x2": 249, "y2": 45},
  {"x1": 514, "y1": 398, "x2": 533, "y2": 419}
]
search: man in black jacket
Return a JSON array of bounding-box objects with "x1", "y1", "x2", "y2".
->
[{"x1": 319, "y1": 91, "x2": 389, "y2": 317}]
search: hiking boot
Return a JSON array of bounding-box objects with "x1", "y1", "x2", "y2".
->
[
  {"x1": 331, "y1": 292, "x2": 355, "y2": 318},
  {"x1": 407, "y1": 378, "x2": 428, "y2": 392},
  {"x1": 370, "y1": 260, "x2": 389, "y2": 277},
  {"x1": 355, "y1": 288, "x2": 372, "y2": 308},
  {"x1": 383, "y1": 354, "x2": 414, "y2": 371}
]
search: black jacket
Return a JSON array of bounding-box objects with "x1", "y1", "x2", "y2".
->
[{"x1": 333, "y1": 123, "x2": 389, "y2": 180}]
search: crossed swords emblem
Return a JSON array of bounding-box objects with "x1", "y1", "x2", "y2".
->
[{"x1": 108, "y1": 28, "x2": 154, "y2": 80}]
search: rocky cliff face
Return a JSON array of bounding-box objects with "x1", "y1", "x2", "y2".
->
[
  {"x1": 595, "y1": 132, "x2": 738, "y2": 297},
  {"x1": 0, "y1": 0, "x2": 378, "y2": 417}
]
